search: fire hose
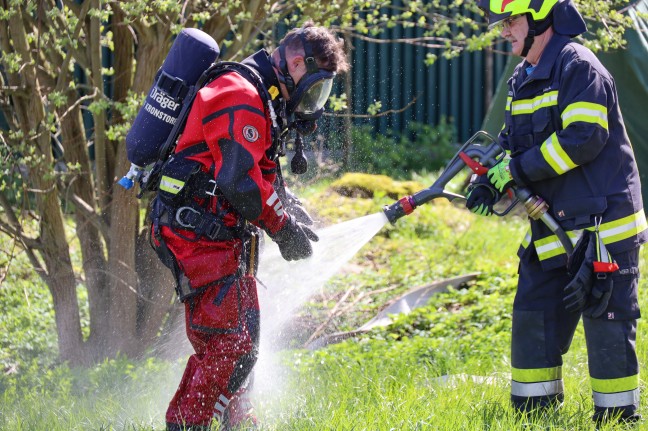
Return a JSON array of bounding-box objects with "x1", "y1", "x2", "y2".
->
[{"x1": 382, "y1": 131, "x2": 574, "y2": 255}]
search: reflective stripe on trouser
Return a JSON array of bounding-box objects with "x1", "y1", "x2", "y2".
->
[
  {"x1": 584, "y1": 317, "x2": 640, "y2": 416},
  {"x1": 511, "y1": 367, "x2": 564, "y2": 399},
  {"x1": 512, "y1": 247, "x2": 640, "y2": 414}
]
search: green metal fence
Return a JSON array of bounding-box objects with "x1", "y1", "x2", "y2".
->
[{"x1": 347, "y1": 34, "x2": 511, "y2": 144}]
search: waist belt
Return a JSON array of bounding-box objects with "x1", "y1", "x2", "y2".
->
[{"x1": 151, "y1": 197, "x2": 243, "y2": 241}]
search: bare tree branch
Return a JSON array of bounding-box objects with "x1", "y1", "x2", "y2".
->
[
  {"x1": 0, "y1": 192, "x2": 46, "y2": 279},
  {"x1": 65, "y1": 192, "x2": 111, "y2": 240},
  {"x1": 54, "y1": 0, "x2": 93, "y2": 91},
  {"x1": 327, "y1": 94, "x2": 421, "y2": 119}
]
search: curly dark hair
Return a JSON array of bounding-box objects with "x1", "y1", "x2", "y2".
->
[{"x1": 279, "y1": 21, "x2": 350, "y2": 74}]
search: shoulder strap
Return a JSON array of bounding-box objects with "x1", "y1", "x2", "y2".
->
[
  {"x1": 139, "y1": 62, "x2": 278, "y2": 197},
  {"x1": 203, "y1": 62, "x2": 272, "y2": 108},
  {"x1": 204, "y1": 61, "x2": 281, "y2": 159}
]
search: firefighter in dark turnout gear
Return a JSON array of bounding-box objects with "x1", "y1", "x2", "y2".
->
[
  {"x1": 472, "y1": 0, "x2": 647, "y2": 424},
  {"x1": 153, "y1": 23, "x2": 349, "y2": 430}
]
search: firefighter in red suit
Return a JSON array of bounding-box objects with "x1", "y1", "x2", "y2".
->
[{"x1": 150, "y1": 23, "x2": 349, "y2": 430}]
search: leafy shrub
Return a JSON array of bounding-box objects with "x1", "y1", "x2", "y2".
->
[
  {"x1": 0, "y1": 257, "x2": 58, "y2": 372},
  {"x1": 348, "y1": 119, "x2": 457, "y2": 178}
]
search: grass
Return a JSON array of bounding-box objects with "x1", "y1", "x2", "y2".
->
[{"x1": 1, "y1": 173, "x2": 648, "y2": 430}]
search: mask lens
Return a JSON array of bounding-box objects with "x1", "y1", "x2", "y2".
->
[{"x1": 295, "y1": 78, "x2": 333, "y2": 115}]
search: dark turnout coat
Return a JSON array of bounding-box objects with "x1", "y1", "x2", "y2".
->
[{"x1": 502, "y1": 34, "x2": 648, "y2": 271}]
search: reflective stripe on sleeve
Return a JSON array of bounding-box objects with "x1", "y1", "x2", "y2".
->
[
  {"x1": 521, "y1": 230, "x2": 531, "y2": 249},
  {"x1": 540, "y1": 133, "x2": 578, "y2": 175},
  {"x1": 561, "y1": 101, "x2": 609, "y2": 130},
  {"x1": 511, "y1": 91, "x2": 558, "y2": 115}
]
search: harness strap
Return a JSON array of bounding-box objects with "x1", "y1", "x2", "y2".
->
[
  {"x1": 151, "y1": 197, "x2": 243, "y2": 242},
  {"x1": 157, "y1": 70, "x2": 191, "y2": 102},
  {"x1": 149, "y1": 201, "x2": 192, "y2": 299}
]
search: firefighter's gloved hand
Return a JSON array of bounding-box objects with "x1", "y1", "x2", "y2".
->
[
  {"x1": 563, "y1": 231, "x2": 596, "y2": 313},
  {"x1": 466, "y1": 183, "x2": 499, "y2": 216},
  {"x1": 284, "y1": 188, "x2": 314, "y2": 225},
  {"x1": 271, "y1": 214, "x2": 319, "y2": 261},
  {"x1": 487, "y1": 156, "x2": 514, "y2": 193},
  {"x1": 583, "y1": 275, "x2": 614, "y2": 319}
]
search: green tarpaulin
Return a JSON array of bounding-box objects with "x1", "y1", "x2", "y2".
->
[{"x1": 482, "y1": 0, "x2": 648, "y2": 197}]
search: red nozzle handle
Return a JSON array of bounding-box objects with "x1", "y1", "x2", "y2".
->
[
  {"x1": 459, "y1": 152, "x2": 489, "y2": 176},
  {"x1": 399, "y1": 196, "x2": 416, "y2": 215}
]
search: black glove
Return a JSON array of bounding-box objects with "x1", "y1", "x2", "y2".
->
[
  {"x1": 284, "y1": 188, "x2": 314, "y2": 225},
  {"x1": 563, "y1": 230, "x2": 615, "y2": 318},
  {"x1": 270, "y1": 214, "x2": 319, "y2": 261},
  {"x1": 563, "y1": 231, "x2": 596, "y2": 313},
  {"x1": 465, "y1": 176, "x2": 501, "y2": 216},
  {"x1": 583, "y1": 275, "x2": 614, "y2": 319}
]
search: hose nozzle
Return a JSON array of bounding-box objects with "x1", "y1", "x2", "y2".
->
[{"x1": 383, "y1": 196, "x2": 417, "y2": 224}]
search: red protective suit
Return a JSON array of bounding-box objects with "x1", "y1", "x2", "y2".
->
[{"x1": 161, "y1": 67, "x2": 286, "y2": 429}]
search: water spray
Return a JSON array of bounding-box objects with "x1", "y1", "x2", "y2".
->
[{"x1": 382, "y1": 131, "x2": 574, "y2": 255}]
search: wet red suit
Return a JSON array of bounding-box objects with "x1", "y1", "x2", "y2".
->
[{"x1": 159, "y1": 69, "x2": 287, "y2": 429}]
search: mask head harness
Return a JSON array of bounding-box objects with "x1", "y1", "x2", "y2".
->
[
  {"x1": 276, "y1": 29, "x2": 337, "y2": 174},
  {"x1": 277, "y1": 30, "x2": 335, "y2": 120}
]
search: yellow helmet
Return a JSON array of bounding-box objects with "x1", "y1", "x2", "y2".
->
[
  {"x1": 477, "y1": 0, "x2": 586, "y2": 56},
  {"x1": 477, "y1": 0, "x2": 558, "y2": 28}
]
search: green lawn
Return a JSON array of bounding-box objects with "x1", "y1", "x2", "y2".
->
[{"x1": 1, "y1": 178, "x2": 647, "y2": 430}]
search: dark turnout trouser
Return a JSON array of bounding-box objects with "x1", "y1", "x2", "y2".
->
[{"x1": 511, "y1": 247, "x2": 640, "y2": 420}]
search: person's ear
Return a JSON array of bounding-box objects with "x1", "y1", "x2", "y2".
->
[{"x1": 290, "y1": 56, "x2": 304, "y2": 72}]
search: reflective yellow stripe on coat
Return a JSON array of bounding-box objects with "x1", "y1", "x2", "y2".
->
[
  {"x1": 534, "y1": 210, "x2": 648, "y2": 262},
  {"x1": 562, "y1": 101, "x2": 609, "y2": 130}
]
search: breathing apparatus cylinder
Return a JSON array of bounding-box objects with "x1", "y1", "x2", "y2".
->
[{"x1": 118, "y1": 28, "x2": 220, "y2": 189}]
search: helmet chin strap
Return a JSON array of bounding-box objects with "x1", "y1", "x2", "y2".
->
[
  {"x1": 521, "y1": 14, "x2": 536, "y2": 57},
  {"x1": 521, "y1": 12, "x2": 553, "y2": 58}
]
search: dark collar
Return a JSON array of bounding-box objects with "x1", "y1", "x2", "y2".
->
[
  {"x1": 242, "y1": 49, "x2": 283, "y2": 108},
  {"x1": 522, "y1": 34, "x2": 571, "y2": 81}
]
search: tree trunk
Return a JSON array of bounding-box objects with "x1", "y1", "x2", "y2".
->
[
  {"x1": 59, "y1": 99, "x2": 110, "y2": 360},
  {"x1": 104, "y1": 24, "x2": 173, "y2": 356},
  {"x1": 40, "y1": 199, "x2": 86, "y2": 364},
  {"x1": 1, "y1": 3, "x2": 85, "y2": 364},
  {"x1": 88, "y1": 0, "x2": 110, "y2": 213},
  {"x1": 135, "y1": 230, "x2": 178, "y2": 346}
]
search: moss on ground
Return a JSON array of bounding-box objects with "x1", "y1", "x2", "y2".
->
[{"x1": 330, "y1": 172, "x2": 424, "y2": 200}]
